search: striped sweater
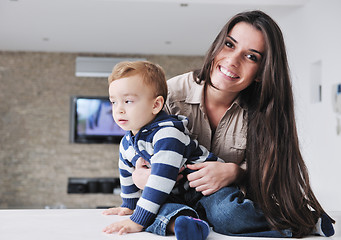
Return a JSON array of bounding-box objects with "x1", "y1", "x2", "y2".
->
[{"x1": 118, "y1": 110, "x2": 221, "y2": 227}]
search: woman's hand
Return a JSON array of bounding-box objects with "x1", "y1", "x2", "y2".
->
[
  {"x1": 132, "y1": 157, "x2": 151, "y2": 190},
  {"x1": 132, "y1": 157, "x2": 184, "y2": 189},
  {"x1": 187, "y1": 162, "x2": 241, "y2": 196}
]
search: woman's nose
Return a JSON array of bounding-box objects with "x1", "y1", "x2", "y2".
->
[{"x1": 228, "y1": 52, "x2": 241, "y2": 67}]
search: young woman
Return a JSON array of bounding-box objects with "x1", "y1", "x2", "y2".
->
[{"x1": 133, "y1": 10, "x2": 335, "y2": 238}]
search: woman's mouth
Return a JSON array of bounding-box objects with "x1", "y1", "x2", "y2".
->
[{"x1": 219, "y1": 66, "x2": 239, "y2": 79}]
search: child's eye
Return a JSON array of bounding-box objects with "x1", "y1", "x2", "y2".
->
[{"x1": 125, "y1": 100, "x2": 133, "y2": 104}]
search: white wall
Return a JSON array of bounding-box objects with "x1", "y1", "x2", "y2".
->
[{"x1": 276, "y1": 0, "x2": 341, "y2": 211}]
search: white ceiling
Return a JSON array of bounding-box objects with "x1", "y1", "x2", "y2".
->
[{"x1": 0, "y1": 0, "x2": 308, "y2": 56}]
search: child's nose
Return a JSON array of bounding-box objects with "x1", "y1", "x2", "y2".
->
[
  {"x1": 115, "y1": 104, "x2": 125, "y2": 114},
  {"x1": 119, "y1": 107, "x2": 125, "y2": 114}
]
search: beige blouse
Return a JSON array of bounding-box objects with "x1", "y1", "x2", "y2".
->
[{"x1": 164, "y1": 72, "x2": 247, "y2": 168}]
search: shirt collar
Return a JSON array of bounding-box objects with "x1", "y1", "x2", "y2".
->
[
  {"x1": 185, "y1": 80, "x2": 246, "y2": 111},
  {"x1": 185, "y1": 79, "x2": 204, "y2": 104}
]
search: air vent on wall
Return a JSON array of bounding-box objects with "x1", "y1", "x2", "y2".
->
[{"x1": 75, "y1": 56, "x2": 146, "y2": 78}]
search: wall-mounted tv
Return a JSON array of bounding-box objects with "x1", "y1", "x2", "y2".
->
[{"x1": 69, "y1": 96, "x2": 126, "y2": 144}]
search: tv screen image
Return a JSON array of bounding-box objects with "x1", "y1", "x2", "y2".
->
[{"x1": 70, "y1": 96, "x2": 126, "y2": 143}]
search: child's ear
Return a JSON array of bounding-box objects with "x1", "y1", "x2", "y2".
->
[{"x1": 152, "y1": 96, "x2": 164, "y2": 114}]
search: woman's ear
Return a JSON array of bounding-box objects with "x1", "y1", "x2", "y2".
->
[{"x1": 152, "y1": 96, "x2": 164, "y2": 115}]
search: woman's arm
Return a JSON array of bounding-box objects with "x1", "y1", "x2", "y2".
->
[
  {"x1": 133, "y1": 160, "x2": 245, "y2": 195},
  {"x1": 186, "y1": 161, "x2": 245, "y2": 195}
]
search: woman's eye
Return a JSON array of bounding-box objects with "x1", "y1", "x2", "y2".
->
[
  {"x1": 225, "y1": 41, "x2": 234, "y2": 48},
  {"x1": 246, "y1": 54, "x2": 258, "y2": 63}
]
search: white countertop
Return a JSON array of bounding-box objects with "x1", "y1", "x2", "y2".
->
[{"x1": 0, "y1": 209, "x2": 339, "y2": 240}]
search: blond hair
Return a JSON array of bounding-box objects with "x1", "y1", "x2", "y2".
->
[{"x1": 108, "y1": 61, "x2": 167, "y2": 102}]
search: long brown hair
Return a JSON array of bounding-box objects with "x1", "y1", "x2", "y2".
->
[{"x1": 195, "y1": 10, "x2": 334, "y2": 237}]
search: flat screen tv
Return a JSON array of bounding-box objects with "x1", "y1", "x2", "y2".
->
[{"x1": 69, "y1": 96, "x2": 126, "y2": 144}]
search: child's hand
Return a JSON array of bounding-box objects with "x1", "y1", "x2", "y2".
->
[
  {"x1": 102, "y1": 207, "x2": 133, "y2": 216},
  {"x1": 103, "y1": 219, "x2": 143, "y2": 235}
]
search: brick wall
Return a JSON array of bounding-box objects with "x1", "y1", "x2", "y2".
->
[{"x1": 0, "y1": 51, "x2": 203, "y2": 209}]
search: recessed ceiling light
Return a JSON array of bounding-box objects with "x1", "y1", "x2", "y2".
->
[{"x1": 180, "y1": 3, "x2": 188, "y2": 7}]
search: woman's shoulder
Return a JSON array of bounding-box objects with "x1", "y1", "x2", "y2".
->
[
  {"x1": 167, "y1": 71, "x2": 195, "y2": 86},
  {"x1": 167, "y1": 72, "x2": 200, "y2": 102}
]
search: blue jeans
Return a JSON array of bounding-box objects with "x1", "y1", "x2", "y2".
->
[{"x1": 145, "y1": 186, "x2": 292, "y2": 238}]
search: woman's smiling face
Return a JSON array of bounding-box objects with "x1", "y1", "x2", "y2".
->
[{"x1": 210, "y1": 22, "x2": 265, "y2": 95}]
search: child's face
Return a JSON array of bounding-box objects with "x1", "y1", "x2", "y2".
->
[{"x1": 109, "y1": 74, "x2": 159, "y2": 135}]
